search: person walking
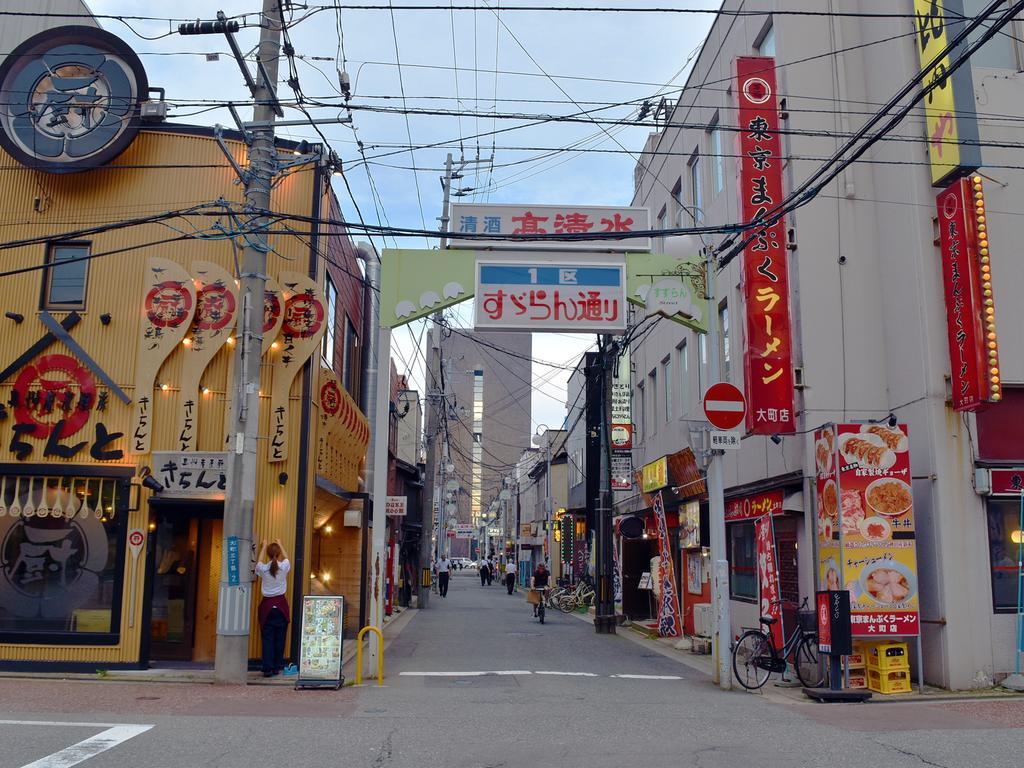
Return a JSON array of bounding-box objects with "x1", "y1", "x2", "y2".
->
[
  {"x1": 436, "y1": 555, "x2": 451, "y2": 598},
  {"x1": 479, "y1": 558, "x2": 490, "y2": 587},
  {"x1": 505, "y1": 559, "x2": 518, "y2": 594},
  {"x1": 532, "y1": 563, "x2": 550, "y2": 618},
  {"x1": 486, "y1": 557, "x2": 495, "y2": 586},
  {"x1": 255, "y1": 539, "x2": 290, "y2": 677}
]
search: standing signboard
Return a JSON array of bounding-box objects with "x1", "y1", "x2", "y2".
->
[
  {"x1": 937, "y1": 175, "x2": 1000, "y2": 409},
  {"x1": 295, "y1": 595, "x2": 345, "y2": 689},
  {"x1": 450, "y1": 203, "x2": 650, "y2": 251},
  {"x1": 475, "y1": 261, "x2": 626, "y2": 332},
  {"x1": 816, "y1": 590, "x2": 852, "y2": 656},
  {"x1": 815, "y1": 424, "x2": 921, "y2": 639},
  {"x1": 735, "y1": 57, "x2": 795, "y2": 435},
  {"x1": 652, "y1": 491, "x2": 682, "y2": 638}
]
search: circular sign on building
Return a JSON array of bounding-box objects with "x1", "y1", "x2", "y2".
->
[
  {"x1": 0, "y1": 26, "x2": 149, "y2": 173},
  {"x1": 703, "y1": 382, "x2": 746, "y2": 431}
]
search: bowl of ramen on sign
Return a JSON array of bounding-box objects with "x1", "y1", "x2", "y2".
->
[
  {"x1": 865, "y1": 477, "x2": 913, "y2": 518},
  {"x1": 860, "y1": 559, "x2": 916, "y2": 606}
]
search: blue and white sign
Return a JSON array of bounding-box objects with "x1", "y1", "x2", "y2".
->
[
  {"x1": 475, "y1": 260, "x2": 626, "y2": 332},
  {"x1": 226, "y1": 535, "x2": 240, "y2": 586}
]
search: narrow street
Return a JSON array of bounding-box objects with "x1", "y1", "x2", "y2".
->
[{"x1": 1, "y1": 570, "x2": 1023, "y2": 768}]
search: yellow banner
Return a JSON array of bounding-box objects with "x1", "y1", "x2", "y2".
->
[
  {"x1": 914, "y1": 0, "x2": 961, "y2": 184},
  {"x1": 641, "y1": 457, "x2": 668, "y2": 493}
]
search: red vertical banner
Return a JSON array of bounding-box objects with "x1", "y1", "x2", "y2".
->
[
  {"x1": 735, "y1": 57, "x2": 795, "y2": 434},
  {"x1": 652, "y1": 491, "x2": 683, "y2": 638},
  {"x1": 754, "y1": 514, "x2": 784, "y2": 648},
  {"x1": 937, "y1": 175, "x2": 1001, "y2": 410}
]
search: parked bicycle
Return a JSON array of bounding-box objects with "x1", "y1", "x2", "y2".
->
[
  {"x1": 731, "y1": 598, "x2": 824, "y2": 690},
  {"x1": 552, "y1": 577, "x2": 596, "y2": 613}
]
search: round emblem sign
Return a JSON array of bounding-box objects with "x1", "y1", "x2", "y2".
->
[
  {"x1": 742, "y1": 76, "x2": 772, "y2": 106},
  {"x1": 0, "y1": 26, "x2": 148, "y2": 174},
  {"x1": 128, "y1": 530, "x2": 145, "y2": 548},
  {"x1": 194, "y1": 284, "x2": 236, "y2": 332},
  {"x1": 13, "y1": 354, "x2": 97, "y2": 439},
  {"x1": 282, "y1": 294, "x2": 325, "y2": 339},
  {"x1": 145, "y1": 281, "x2": 193, "y2": 329},
  {"x1": 263, "y1": 290, "x2": 282, "y2": 334},
  {"x1": 320, "y1": 380, "x2": 342, "y2": 417}
]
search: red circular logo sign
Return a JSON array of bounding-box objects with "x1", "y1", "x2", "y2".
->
[
  {"x1": 14, "y1": 354, "x2": 97, "y2": 438},
  {"x1": 320, "y1": 380, "x2": 342, "y2": 417},
  {"x1": 128, "y1": 530, "x2": 145, "y2": 547},
  {"x1": 743, "y1": 77, "x2": 772, "y2": 105},
  {"x1": 263, "y1": 290, "x2": 282, "y2": 334},
  {"x1": 282, "y1": 294, "x2": 325, "y2": 339},
  {"x1": 145, "y1": 281, "x2": 192, "y2": 329},
  {"x1": 942, "y1": 190, "x2": 960, "y2": 220},
  {"x1": 194, "y1": 284, "x2": 236, "y2": 331},
  {"x1": 703, "y1": 382, "x2": 747, "y2": 431}
]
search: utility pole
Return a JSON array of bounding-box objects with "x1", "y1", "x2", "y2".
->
[
  {"x1": 214, "y1": 0, "x2": 282, "y2": 685},
  {"x1": 593, "y1": 336, "x2": 616, "y2": 634}
]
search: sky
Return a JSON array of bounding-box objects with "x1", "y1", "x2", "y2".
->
[{"x1": 89, "y1": 0, "x2": 719, "y2": 433}]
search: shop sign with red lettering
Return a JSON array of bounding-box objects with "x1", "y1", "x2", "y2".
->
[
  {"x1": 937, "y1": 176, "x2": 1000, "y2": 410},
  {"x1": 990, "y1": 469, "x2": 1024, "y2": 496},
  {"x1": 735, "y1": 57, "x2": 795, "y2": 435},
  {"x1": 755, "y1": 513, "x2": 784, "y2": 648},
  {"x1": 725, "y1": 489, "x2": 784, "y2": 522}
]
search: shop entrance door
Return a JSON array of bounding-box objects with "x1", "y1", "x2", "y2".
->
[
  {"x1": 621, "y1": 538, "x2": 656, "y2": 620},
  {"x1": 148, "y1": 508, "x2": 223, "y2": 664}
]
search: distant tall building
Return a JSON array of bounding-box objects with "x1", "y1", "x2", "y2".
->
[{"x1": 428, "y1": 329, "x2": 532, "y2": 558}]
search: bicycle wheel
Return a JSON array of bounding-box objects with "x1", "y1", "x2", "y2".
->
[
  {"x1": 794, "y1": 636, "x2": 825, "y2": 688},
  {"x1": 732, "y1": 630, "x2": 774, "y2": 690},
  {"x1": 557, "y1": 595, "x2": 577, "y2": 613},
  {"x1": 546, "y1": 589, "x2": 565, "y2": 608}
]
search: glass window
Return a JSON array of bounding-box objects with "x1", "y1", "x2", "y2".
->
[
  {"x1": 636, "y1": 383, "x2": 645, "y2": 442},
  {"x1": 711, "y1": 124, "x2": 724, "y2": 196},
  {"x1": 657, "y1": 207, "x2": 667, "y2": 251},
  {"x1": 677, "y1": 341, "x2": 689, "y2": 415},
  {"x1": 648, "y1": 370, "x2": 658, "y2": 435},
  {"x1": 689, "y1": 153, "x2": 703, "y2": 222},
  {"x1": 0, "y1": 476, "x2": 125, "y2": 642},
  {"x1": 728, "y1": 521, "x2": 757, "y2": 601},
  {"x1": 43, "y1": 243, "x2": 90, "y2": 309},
  {"x1": 964, "y1": 1, "x2": 1017, "y2": 69},
  {"x1": 342, "y1": 318, "x2": 360, "y2": 397},
  {"x1": 663, "y1": 357, "x2": 673, "y2": 422},
  {"x1": 323, "y1": 275, "x2": 338, "y2": 367},
  {"x1": 987, "y1": 499, "x2": 1024, "y2": 612},
  {"x1": 758, "y1": 23, "x2": 776, "y2": 57},
  {"x1": 720, "y1": 302, "x2": 730, "y2": 381}
]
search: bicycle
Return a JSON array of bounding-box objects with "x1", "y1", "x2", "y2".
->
[
  {"x1": 556, "y1": 578, "x2": 596, "y2": 613},
  {"x1": 731, "y1": 598, "x2": 824, "y2": 690}
]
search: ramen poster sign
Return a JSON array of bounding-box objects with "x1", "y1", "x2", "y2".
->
[{"x1": 813, "y1": 423, "x2": 920, "y2": 637}]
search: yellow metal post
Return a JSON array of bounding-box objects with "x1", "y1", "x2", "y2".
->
[{"x1": 355, "y1": 625, "x2": 384, "y2": 686}]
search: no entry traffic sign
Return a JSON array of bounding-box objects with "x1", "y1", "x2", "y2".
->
[{"x1": 703, "y1": 383, "x2": 746, "y2": 430}]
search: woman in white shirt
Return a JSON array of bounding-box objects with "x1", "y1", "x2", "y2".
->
[{"x1": 255, "y1": 539, "x2": 291, "y2": 677}]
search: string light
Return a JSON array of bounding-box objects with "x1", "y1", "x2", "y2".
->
[{"x1": 972, "y1": 176, "x2": 1000, "y2": 402}]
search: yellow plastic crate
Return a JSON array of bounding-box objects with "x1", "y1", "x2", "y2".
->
[
  {"x1": 846, "y1": 652, "x2": 866, "y2": 669},
  {"x1": 848, "y1": 671, "x2": 868, "y2": 689},
  {"x1": 867, "y1": 667, "x2": 912, "y2": 695},
  {"x1": 866, "y1": 641, "x2": 909, "y2": 672}
]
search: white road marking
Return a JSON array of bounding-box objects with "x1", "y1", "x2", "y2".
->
[
  {"x1": 534, "y1": 671, "x2": 598, "y2": 677},
  {"x1": 399, "y1": 670, "x2": 533, "y2": 677},
  {"x1": 609, "y1": 674, "x2": 683, "y2": 681},
  {"x1": 7, "y1": 722, "x2": 152, "y2": 768}
]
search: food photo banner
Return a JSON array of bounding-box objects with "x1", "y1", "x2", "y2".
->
[
  {"x1": 734, "y1": 56, "x2": 795, "y2": 435},
  {"x1": 814, "y1": 424, "x2": 920, "y2": 637}
]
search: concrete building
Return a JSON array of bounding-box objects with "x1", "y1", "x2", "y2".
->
[
  {"x1": 625, "y1": 0, "x2": 1024, "y2": 689},
  {"x1": 515, "y1": 430, "x2": 567, "y2": 580},
  {"x1": 426, "y1": 330, "x2": 532, "y2": 559}
]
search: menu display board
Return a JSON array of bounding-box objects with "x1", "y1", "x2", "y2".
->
[
  {"x1": 814, "y1": 424, "x2": 920, "y2": 638},
  {"x1": 296, "y1": 595, "x2": 345, "y2": 689}
]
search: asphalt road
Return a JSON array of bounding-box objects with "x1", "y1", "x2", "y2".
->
[{"x1": 2, "y1": 569, "x2": 1023, "y2": 768}]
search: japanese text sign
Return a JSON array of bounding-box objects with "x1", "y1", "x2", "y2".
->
[
  {"x1": 735, "y1": 57, "x2": 795, "y2": 435},
  {"x1": 152, "y1": 451, "x2": 230, "y2": 499},
  {"x1": 725, "y1": 489, "x2": 784, "y2": 522},
  {"x1": 814, "y1": 424, "x2": 920, "y2": 638},
  {"x1": 611, "y1": 452, "x2": 633, "y2": 491},
  {"x1": 816, "y1": 590, "x2": 852, "y2": 656},
  {"x1": 475, "y1": 261, "x2": 626, "y2": 332},
  {"x1": 755, "y1": 513, "x2": 784, "y2": 648},
  {"x1": 641, "y1": 456, "x2": 669, "y2": 493},
  {"x1": 652, "y1": 492, "x2": 682, "y2": 638},
  {"x1": 913, "y1": 0, "x2": 982, "y2": 186},
  {"x1": 989, "y1": 469, "x2": 1024, "y2": 496},
  {"x1": 450, "y1": 203, "x2": 650, "y2": 251},
  {"x1": 385, "y1": 495, "x2": 407, "y2": 517},
  {"x1": 937, "y1": 176, "x2": 1000, "y2": 410}
]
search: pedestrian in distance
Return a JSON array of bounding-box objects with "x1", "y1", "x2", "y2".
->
[
  {"x1": 255, "y1": 539, "x2": 290, "y2": 677},
  {"x1": 479, "y1": 558, "x2": 490, "y2": 587},
  {"x1": 505, "y1": 559, "x2": 518, "y2": 594},
  {"x1": 436, "y1": 555, "x2": 451, "y2": 598},
  {"x1": 486, "y1": 557, "x2": 495, "y2": 586},
  {"x1": 532, "y1": 563, "x2": 550, "y2": 618}
]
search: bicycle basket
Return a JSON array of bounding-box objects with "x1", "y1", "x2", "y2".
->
[{"x1": 797, "y1": 610, "x2": 816, "y2": 632}]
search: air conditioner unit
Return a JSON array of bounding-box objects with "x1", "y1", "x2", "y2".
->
[{"x1": 693, "y1": 603, "x2": 713, "y2": 638}]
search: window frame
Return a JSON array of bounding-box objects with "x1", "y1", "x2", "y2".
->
[
  {"x1": 322, "y1": 274, "x2": 338, "y2": 367},
  {"x1": 41, "y1": 241, "x2": 91, "y2": 311},
  {"x1": 677, "y1": 340, "x2": 689, "y2": 417},
  {"x1": 688, "y1": 149, "x2": 703, "y2": 223},
  {"x1": 708, "y1": 113, "x2": 725, "y2": 196},
  {"x1": 719, "y1": 300, "x2": 730, "y2": 381},
  {"x1": 987, "y1": 497, "x2": 1024, "y2": 613},
  {"x1": 662, "y1": 355, "x2": 673, "y2": 423},
  {"x1": 728, "y1": 520, "x2": 758, "y2": 602},
  {"x1": 647, "y1": 369, "x2": 658, "y2": 435}
]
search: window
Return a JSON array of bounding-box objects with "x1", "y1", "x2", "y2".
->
[
  {"x1": 757, "y1": 22, "x2": 776, "y2": 57},
  {"x1": 648, "y1": 370, "x2": 658, "y2": 435},
  {"x1": 987, "y1": 500, "x2": 1024, "y2": 611},
  {"x1": 636, "y1": 382, "x2": 645, "y2": 442},
  {"x1": 688, "y1": 151, "x2": 703, "y2": 222},
  {"x1": 698, "y1": 333, "x2": 707, "y2": 394},
  {"x1": 671, "y1": 178, "x2": 684, "y2": 227},
  {"x1": 710, "y1": 122, "x2": 724, "y2": 196},
  {"x1": 341, "y1": 318, "x2": 360, "y2": 397},
  {"x1": 720, "y1": 301, "x2": 730, "y2": 380},
  {"x1": 663, "y1": 356, "x2": 673, "y2": 422},
  {"x1": 323, "y1": 275, "x2": 338, "y2": 367},
  {"x1": 964, "y1": 1, "x2": 1017, "y2": 69},
  {"x1": 677, "y1": 341, "x2": 689, "y2": 415},
  {"x1": 657, "y1": 206, "x2": 668, "y2": 251},
  {"x1": 0, "y1": 476, "x2": 126, "y2": 643},
  {"x1": 728, "y1": 521, "x2": 757, "y2": 601},
  {"x1": 42, "y1": 242, "x2": 90, "y2": 309}
]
